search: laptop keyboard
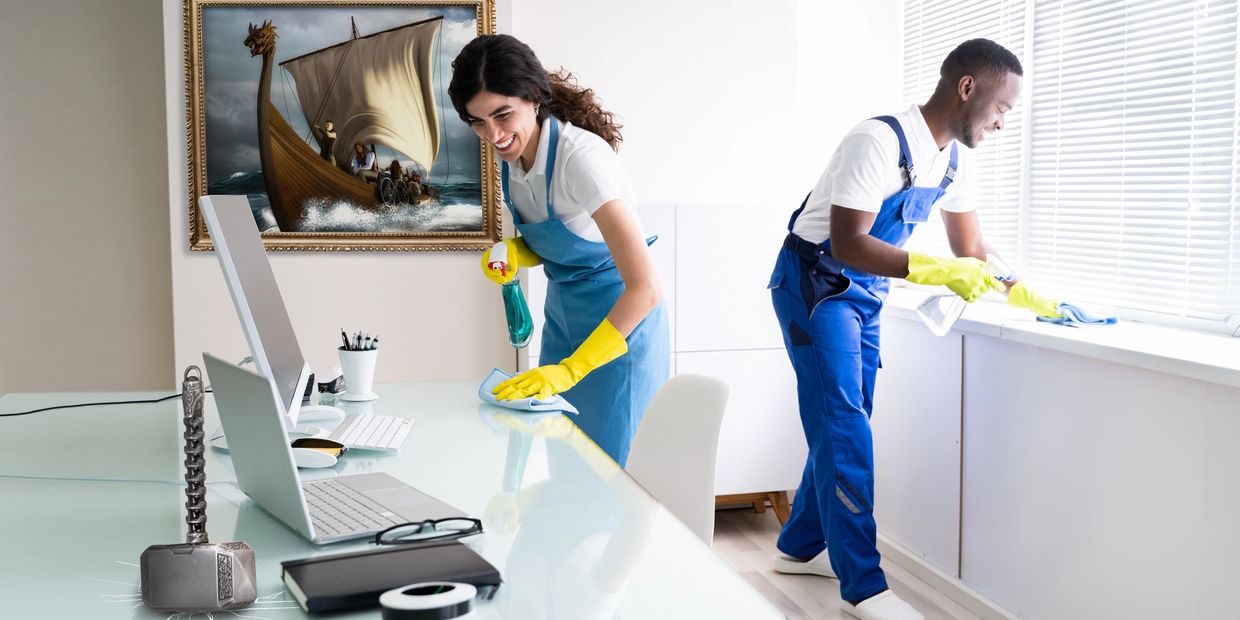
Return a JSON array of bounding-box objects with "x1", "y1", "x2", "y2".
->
[
  {"x1": 304, "y1": 479, "x2": 404, "y2": 536},
  {"x1": 329, "y1": 413, "x2": 413, "y2": 451}
]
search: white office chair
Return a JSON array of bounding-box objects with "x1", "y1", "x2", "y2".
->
[{"x1": 625, "y1": 374, "x2": 730, "y2": 545}]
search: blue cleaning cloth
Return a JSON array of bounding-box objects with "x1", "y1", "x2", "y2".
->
[
  {"x1": 1036, "y1": 301, "x2": 1119, "y2": 327},
  {"x1": 477, "y1": 368, "x2": 579, "y2": 415}
]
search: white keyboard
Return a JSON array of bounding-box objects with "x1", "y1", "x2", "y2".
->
[{"x1": 327, "y1": 413, "x2": 413, "y2": 452}]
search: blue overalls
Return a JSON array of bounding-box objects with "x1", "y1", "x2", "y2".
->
[
  {"x1": 501, "y1": 117, "x2": 670, "y2": 467},
  {"x1": 768, "y1": 116, "x2": 957, "y2": 602}
]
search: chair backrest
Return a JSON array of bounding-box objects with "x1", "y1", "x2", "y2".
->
[{"x1": 625, "y1": 374, "x2": 729, "y2": 545}]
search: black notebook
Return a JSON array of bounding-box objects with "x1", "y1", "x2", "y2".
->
[{"x1": 280, "y1": 540, "x2": 502, "y2": 614}]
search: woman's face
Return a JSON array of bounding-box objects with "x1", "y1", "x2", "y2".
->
[{"x1": 464, "y1": 90, "x2": 540, "y2": 166}]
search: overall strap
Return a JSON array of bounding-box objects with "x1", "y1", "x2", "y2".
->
[
  {"x1": 787, "y1": 192, "x2": 812, "y2": 232},
  {"x1": 938, "y1": 142, "x2": 958, "y2": 190},
  {"x1": 871, "y1": 115, "x2": 915, "y2": 188},
  {"x1": 543, "y1": 117, "x2": 560, "y2": 219},
  {"x1": 500, "y1": 161, "x2": 521, "y2": 226}
]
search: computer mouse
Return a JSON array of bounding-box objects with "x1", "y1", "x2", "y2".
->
[{"x1": 290, "y1": 447, "x2": 338, "y2": 469}]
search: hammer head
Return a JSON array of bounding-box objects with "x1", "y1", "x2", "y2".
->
[{"x1": 140, "y1": 541, "x2": 257, "y2": 612}]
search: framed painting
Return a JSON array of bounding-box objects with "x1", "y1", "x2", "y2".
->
[{"x1": 184, "y1": 0, "x2": 499, "y2": 251}]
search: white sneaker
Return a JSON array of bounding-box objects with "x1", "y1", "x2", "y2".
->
[
  {"x1": 771, "y1": 548, "x2": 837, "y2": 579},
  {"x1": 842, "y1": 590, "x2": 924, "y2": 620}
]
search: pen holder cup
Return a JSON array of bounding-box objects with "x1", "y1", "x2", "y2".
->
[{"x1": 338, "y1": 348, "x2": 378, "y2": 401}]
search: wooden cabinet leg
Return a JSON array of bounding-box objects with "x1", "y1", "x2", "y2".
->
[
  {"x1": 768, "y1": 491, "x2": 791, "y2": 525},
  {"x1": 715, "y1": 491, "x2": 792, "y2": 524}
]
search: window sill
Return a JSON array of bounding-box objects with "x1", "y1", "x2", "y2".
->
[{"x1": 883, "y1": 287, "x2": 1240, "y2": 390}]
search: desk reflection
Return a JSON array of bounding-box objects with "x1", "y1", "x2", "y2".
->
[{"x1": 480, "y1": 409, "x2": 655, "y2": 620}]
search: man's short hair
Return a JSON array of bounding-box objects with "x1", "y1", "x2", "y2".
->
[{"x1": 941, "y1": 38, "x2": 1023, "y2": 82}]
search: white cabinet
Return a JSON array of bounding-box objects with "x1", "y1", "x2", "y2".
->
[
  {"x1": 673, "y1": 204, "x2": 787, "y2": 352},
  {"x1": 870, "y1": 318, "x2": 962, "y2": 577},
  {"x1": 868, "y1": 311, "x2": 1240, "y2": 619},
  {"x1": 959, "y1": 336, "x2": 1240, "y2": 620}
]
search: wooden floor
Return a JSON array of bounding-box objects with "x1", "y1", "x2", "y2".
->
[{"x1": 712, "y1": 507, "x2": 979, "y2": 620}]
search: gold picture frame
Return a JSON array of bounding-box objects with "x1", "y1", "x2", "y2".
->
[{"x1": 184, "y1": 0, "x2": 498, "y2": 251}]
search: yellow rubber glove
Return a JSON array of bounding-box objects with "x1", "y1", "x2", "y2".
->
[
  {"x1": 494, "y1": 319, "x2": 628, "y2": 401},
  {"x1": 1006, "y1": 281, "x2": 1063, "y2": 318},
  {"x1": 905, "y1": 252, "x2": 1006, "y2": 302},
  {"x1": 480, "y1": 237, "x2": 542, "y2": 285}
]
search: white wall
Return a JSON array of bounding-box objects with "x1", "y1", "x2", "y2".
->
[
  {"x1": 0, "y1": 0, "x2": 174, "y2": 393},
  {"x1": 161, "y1": 0, "x2": 514, "y2": 384},
  {"x1": 514, "y1": 0, "x2": 903, "y2": 208}
]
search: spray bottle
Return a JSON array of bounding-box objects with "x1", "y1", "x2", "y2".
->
[
  {"x1": 489, "y1": 241, "x2": 534, "y2": 348},
  {"x1": 916, "y1": 254, "x2": 1014, "y2": 336}
]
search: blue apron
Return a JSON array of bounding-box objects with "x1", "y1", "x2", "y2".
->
[
  {"x1": 501, "y1": 118, "x2": 670, "y2": 467},
  {"x1": 768, "y1": 116, "x2": 957, "y2": 602}
]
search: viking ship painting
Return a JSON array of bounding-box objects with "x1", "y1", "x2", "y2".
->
[{"x1": 243, "y1": 16, "x2": 447, "y2": 232}]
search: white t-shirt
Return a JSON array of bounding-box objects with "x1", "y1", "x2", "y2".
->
[
  {"x1": 791, "y1": 104, "x2": 976, "y2": 244},
  {"x1": 504, "y1": 118, "x2": 642, "y2": 243}
]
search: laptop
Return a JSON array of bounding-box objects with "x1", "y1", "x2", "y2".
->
[{"x1": 203, "y1": 352, "x2": 465, "y2": 544}]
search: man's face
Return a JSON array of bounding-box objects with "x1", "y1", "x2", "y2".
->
[{"x1": 959, "y1": 71, "x2": 1021, "y2": 148}]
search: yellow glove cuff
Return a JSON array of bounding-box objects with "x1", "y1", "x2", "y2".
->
[
  {"x1": 905, "y1": 252, "x2": 946, "y2": 285},
  {"x1": 902, "y1": 250, "x2": 932, "y2": 282},
  {"x1": 561, "y1": 319, "x2": 628, "y2": 383},
  {"x1": 509, "y1": 236, "x2": 542, "y2": 269}
]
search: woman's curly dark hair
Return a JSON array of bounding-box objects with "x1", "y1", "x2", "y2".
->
[{"x1": 448, "y1": 34, "x2": 623, "y2": 150}]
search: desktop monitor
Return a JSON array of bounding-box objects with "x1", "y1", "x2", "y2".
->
[{"x1": 199, "y1": 195, "x2": 311, "y2": 430}]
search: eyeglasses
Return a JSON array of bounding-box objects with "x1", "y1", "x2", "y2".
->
[{"x1": 373, "y1": 518, "x2": 483, "y2": 546}]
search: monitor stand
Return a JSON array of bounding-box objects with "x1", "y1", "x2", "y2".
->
[
  {"x1": 297, "y1": 404, "x2": 346, "y2": 423},
  {"x1": 208, "y1": 401, "x2": 346, "y2": 453}
]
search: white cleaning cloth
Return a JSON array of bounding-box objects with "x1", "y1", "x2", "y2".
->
[{"x1": 477, "y1": 368, "x2": 579, "y2": 415}]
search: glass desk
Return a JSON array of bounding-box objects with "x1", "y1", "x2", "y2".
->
[{"x1": 0, "y1": 381, "x2": 782, "y2": 618}]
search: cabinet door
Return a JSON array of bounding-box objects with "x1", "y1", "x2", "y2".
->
[
  {"x1": 677, "y1": 350, "x2": 806, "y2": 496},
  {"x1": 871, "y1": 317, "x2": 962, "y2": 577},
  {"x1": 674, "y1": 203, "x2": 787, "y2": 352}
]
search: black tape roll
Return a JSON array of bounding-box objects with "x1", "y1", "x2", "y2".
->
[{"x1": 379, "y1": 582, "x2": 476, "y2": 620}]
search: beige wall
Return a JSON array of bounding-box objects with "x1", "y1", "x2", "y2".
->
[
  {"x1": 0, "y1": 0, "x2": 174, "y2": 393},
  {"x1": 161, "y1": 0, "x2": 515, "y2": 385}
]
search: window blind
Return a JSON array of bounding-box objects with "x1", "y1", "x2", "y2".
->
[
  {"x1": 1028, "y1": 0, "x2": 1239, "y2": 331},
  {"x1": 904, "y1": 0, "x2": 1240, "y2": 333}
]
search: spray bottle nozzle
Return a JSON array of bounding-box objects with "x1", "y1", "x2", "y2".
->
[
  {"x1": 488, "y1": 241, "x2": 510, "y2": 277},
  {"x1": 916, "y1": 253, "x2": 1013, "y2": 336}
]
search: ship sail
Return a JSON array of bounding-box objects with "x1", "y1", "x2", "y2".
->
[{"x1": 280, "y1": 17, "x2": 443, "y2": 173}]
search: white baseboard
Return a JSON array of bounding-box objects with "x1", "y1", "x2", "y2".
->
[{"x1": 877, "y1": 534, "x2": 1020, "y2": 620}]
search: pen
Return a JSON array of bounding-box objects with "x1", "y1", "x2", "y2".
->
[
  {"x1": 341, "y1": 329, "x2": 350, "y2": 351},
  {"x1": 363, "y1": 335, "x2": 371, "y2": 350},
  {"x1": 371, "y1": 335, "x2": 379, "y2": 350}
]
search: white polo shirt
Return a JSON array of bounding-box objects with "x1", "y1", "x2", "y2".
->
[
  {"x1": 791, "y1": 104, "x2": 976, "y2": 244},
  {"x1": 504, "y1": 118, "x2": 643, "y2": 243}
]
